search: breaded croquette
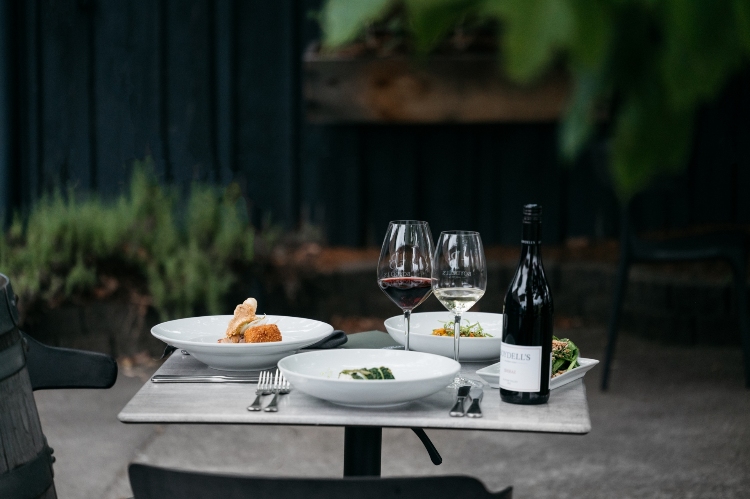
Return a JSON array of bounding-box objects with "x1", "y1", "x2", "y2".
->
[{"x1": 244, "y1": 324, "x2": 282, "y2": 343}]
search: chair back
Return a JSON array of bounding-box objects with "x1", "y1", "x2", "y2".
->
[
  {"x1": 0, "y1": 274, "x2": 57, "y2": 498},
  {"x1": 128, "y1": 463, "x2": 513, "y2": 499},
  {"x1": 0, "y1": 273, "x2": 118, "y2": 499}
]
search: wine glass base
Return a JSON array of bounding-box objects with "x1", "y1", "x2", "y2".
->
[{"x1": 447, "y1": 376, "x2": 483, "y2": 389}]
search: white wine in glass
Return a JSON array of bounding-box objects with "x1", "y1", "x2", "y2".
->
[{"x1": 432, "y1": 230, "x2": 487, "y2": 388}]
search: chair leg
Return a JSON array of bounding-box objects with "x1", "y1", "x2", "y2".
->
[
  {"x1": 602, "y1": 256, "x2": 630, "y2": 391},
  {"x1": 730, "y1": 259, "x2": 750, "y2": 389}
]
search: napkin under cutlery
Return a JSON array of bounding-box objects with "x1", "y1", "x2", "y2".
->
[{"x1": 303, "y1": 329, "x2": 348, "y2": 349}]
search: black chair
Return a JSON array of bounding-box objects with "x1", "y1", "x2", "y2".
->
[
  {"x1": 0, "y1": 274, "x2": 117, "y2": 498},
  {"x1": 601, "y1": 201, "x2": 750, "y2": 390},
  {"x1": 129, "y1": 463, "x2": 512, "y2": 499}
]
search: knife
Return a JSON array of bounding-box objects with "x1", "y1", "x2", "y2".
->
[
  {"x1": 151, "y1": 374, "x2": 260, "y2": 383},
  {"x1": 449, "y1": 385, "x2": 471, "y2": 417},
  {"x1": 466, "y1": 387, "x2": 483, "y2": 418}
]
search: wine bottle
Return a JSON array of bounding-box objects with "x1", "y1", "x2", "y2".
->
[{"x1": 500, "y1": 204, "x2": 553, "y2": 405}]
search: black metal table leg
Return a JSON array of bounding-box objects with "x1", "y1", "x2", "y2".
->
[{"x1": 343, "y1": 426, "x2": 382, "y2": 477}]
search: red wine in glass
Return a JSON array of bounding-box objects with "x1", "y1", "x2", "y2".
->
[
  {"x1": 378, "y1": 277, "x2": 433, "y2": 310},
  {"x1": 377, "y1": 221, "x2": 434, "y2": 351}
]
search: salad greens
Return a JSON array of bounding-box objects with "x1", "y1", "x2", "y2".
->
[
  {"x1": 432, "y1": 321, "x2": 492, "y2": 338},
  {"x1": 338, "y1": 367, "x2": 395, "y2": 380},
  {"x1": 552, "y1": 336, "x2": 580, "y2": 377}
]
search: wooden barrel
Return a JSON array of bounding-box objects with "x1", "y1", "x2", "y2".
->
[{"x1": 0, "y1": 274, "x2": 56, "y2": 499}]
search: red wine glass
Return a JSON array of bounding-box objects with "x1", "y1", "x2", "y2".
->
[{"x1": 377, "y1": 221, "x2": 434, "y2": 351}]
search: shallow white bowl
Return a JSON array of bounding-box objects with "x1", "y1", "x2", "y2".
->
[
  {"x1": 475, "y1": 357, "x2": 600, "y2": 390},
  {"x1": 278, "y1": 349, "x2": 460, "y2": 408},
  {"x1": 151, "y1": 315, "x2": 334, "y2": 371},
  {"x1": 384, "y1": 312, "x2": 503, "y2": 362}
]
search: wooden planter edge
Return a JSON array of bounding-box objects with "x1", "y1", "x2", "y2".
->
[{"x1": 304, "y1": 45, "x2": 571, "y2": 124}]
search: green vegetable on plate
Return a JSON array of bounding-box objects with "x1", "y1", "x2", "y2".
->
[
  {"x1": 338, "y1": 367, "x2": 395, "y2": 380},
  {"x1": 552, "y1": 336, "x2": 580, "y2": 378}
]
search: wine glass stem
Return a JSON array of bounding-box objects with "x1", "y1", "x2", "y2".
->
[
  {"x1": 453, "y1": 314, "x2": 461, "y2": 362},
  {"x1": 404, "y1": 309, "x2": 411, "y2": 352}
]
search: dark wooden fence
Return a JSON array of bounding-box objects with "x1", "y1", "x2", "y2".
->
[{"x1": 3, "y1": 0, "x2": 749, "y2": 246}]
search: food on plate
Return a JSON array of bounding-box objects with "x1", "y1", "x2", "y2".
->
[
  {"x1": 338, "y1": 367, "x2": 395, "y2": 380},
  {"x1": 552, "y1": 336, "x2": 579, "y2": 378},
  {"x1": 224, "y1": 297, "x2": 259, "y2": 338},
  {"x1": 244, "y1": 323, "x2": 282, "y2": 343},
  {"x1": 218, "y1": 298, "x2": 281, "y2": 343},
  {"x1": 432, "y1": 320, "x2": 492, "y2": 338}
]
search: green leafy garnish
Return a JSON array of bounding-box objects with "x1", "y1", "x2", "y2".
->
[
  {"x1": 339, "y1": 367, "x2": 395, "y2": 380},
  {"x1": 432, "y1": 321, "x2": 492, "y2": 338},
  {"x1": 552, "y1": 336, "x2": 580, "y2": 377}
]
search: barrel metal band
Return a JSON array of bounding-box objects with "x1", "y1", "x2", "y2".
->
[
  {"x1": 0, "y1": 444, "x2": 55, "y2": 499},
  {"x1": 0, "y1": 338, "x2": 25, "y2": 382}
]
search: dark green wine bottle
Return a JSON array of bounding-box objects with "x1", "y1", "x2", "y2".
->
[{"x1": 500, "y1": 204, "x2": 553, "y2": 405}]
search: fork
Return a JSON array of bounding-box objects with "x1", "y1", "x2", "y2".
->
[
  {"x1": 247, "y1": 371, "x2": 272, "y2": 411},
  {"x1": 263, "y1": 371, "x2": 290, "y2": 412}
]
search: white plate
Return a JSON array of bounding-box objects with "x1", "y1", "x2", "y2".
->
[
  {"x1": 384, "y1": 312, "x2": 503, "y2": 362},
  {"x1": 476, "y1": 357, "x2": 600, "y2": 390},
  {"x1": 151, "y1": 315, "x2": 334, "y2": 371},
  {"x1": 277, "y1": 349, "x2": 460, "y2": 408}
]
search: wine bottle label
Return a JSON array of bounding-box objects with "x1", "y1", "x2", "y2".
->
[{"x1": 499, "y1": 342, "x2": 542, "y2": 392}]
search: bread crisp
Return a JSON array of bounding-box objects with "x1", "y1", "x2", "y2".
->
[{"x1": 224, "y1": 298, "x2": 258, "y2": 338}]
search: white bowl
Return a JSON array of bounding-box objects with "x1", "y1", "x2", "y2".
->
[
  {"x1": 278, "y1": 349, "x2": 460, "y2": 408},
  {"x1": 151, "y1": 315, "x2": 334, "y2": 371},
  {"x1": 384, "y1": 312, "x2": 503, "y2": 362},
  {"x1": 475, "y1": 357, "x2": 600, "y2": 390}
]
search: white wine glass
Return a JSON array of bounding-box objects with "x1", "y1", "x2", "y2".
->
[{"x1": 432, "y1": 230, "x2": 487, "y2": 388}]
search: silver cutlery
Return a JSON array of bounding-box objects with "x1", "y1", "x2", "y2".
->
[
  {"x1": 152, "y1": 374, "x2": 260, "y2": 383},
  {"x1": 264, "y1": 371, "x2": 291, "y2": 412},
  {"x1": 449, "y1": 385, "x2": 471, "y2": 417},
  {"x1": 466, "y1": 387, "x2": 483, "y2": 418},
  {"x1": 247, "y1": 371, "x2": 273, "y2": 411}
]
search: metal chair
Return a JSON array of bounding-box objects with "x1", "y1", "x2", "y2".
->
[
  {"x1": 0, "y1": 274, "x2": 117, "y2": 498},
  {"x1": 128, "y1": 463, "x2": 513, "y2": 499},
  {"x1": 601, "y1": 202, "x2": 750, "y2": 390}
]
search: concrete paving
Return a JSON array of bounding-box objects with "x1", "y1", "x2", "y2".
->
[{"x1": 35, "y1": 327, "x2": 750, "y2": 498}]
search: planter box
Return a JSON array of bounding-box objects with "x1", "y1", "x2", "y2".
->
[
  {"x1": 21, "y1": 300, "x2": 163, "y2": 358},
  {"x1": 304, "y1": 47, "x2": 571, "y2": 123}
]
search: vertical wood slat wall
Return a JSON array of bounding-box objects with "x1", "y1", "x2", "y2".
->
[{"x1": 9, "y1": 0, "x2": 750, "y2": 246}]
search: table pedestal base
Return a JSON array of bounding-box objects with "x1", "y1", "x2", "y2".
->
[{"x1": 343, "y1": 426, "x2": 381, "y2": 477}]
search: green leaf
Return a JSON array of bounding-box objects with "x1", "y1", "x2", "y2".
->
[
  {"x1": 321, "y1": 0, "x2": 394, "y2": 48},
  {"x1": 560, "y1": 70, "x2": 602, "y2": 161},
  {"x1": 734, "y1": 0, "x2": 750, "y2": 51},
  {"x1": 405, "y1": 0, "x2": 477, "y2": 53},
  {"x1": 660, "y1": 0, "x2": 744, "y2": 110},
  {"x1": 483, "y1": 0, "x2": 575, "y2": 82},
  {"x1": 567, "y1": 0, "x2": 612, "y2": 70},
  {"x1": 610, "y1": 97, "x2": 694, "y2": 200},
  {"x1": 552, "y1": 358, "x2": 566, "y2": 373}
]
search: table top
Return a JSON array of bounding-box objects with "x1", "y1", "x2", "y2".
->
[{"x1": 118, "y1": 331, "x2": 591, "y2": 434}]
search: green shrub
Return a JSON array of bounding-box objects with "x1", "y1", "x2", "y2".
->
[{"x1": 0, "y1": 159, "x2": 256, "y2": 320}]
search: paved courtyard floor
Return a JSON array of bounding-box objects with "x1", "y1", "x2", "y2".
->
[{"x1": 35, "y1": 327, "x2": 750, "y2": 498}]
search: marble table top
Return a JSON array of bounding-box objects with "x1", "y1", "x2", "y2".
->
[{"x1": 119, "y1": 331, "x2": 591, "y2": 434}]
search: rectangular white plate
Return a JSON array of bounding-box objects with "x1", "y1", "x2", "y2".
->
[{"x1": 476, "y1": 357, "x2": 599, "y2": 390}]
